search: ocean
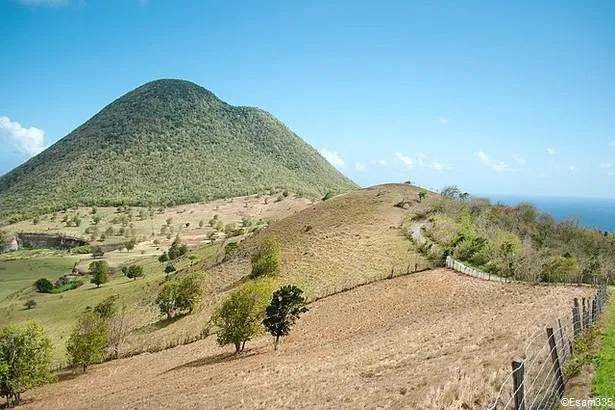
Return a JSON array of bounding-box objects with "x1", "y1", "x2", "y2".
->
[{"x1": 484, "y1": 194, "x2": 615, "y2": 233}]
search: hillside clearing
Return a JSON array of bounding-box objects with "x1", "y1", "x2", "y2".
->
[{"x1": 22, "y1": 269, "x2": 593, "y2": 410}]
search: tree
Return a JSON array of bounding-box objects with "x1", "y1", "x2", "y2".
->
[
  {"x1": 262, "y1": 285, "x2": 308, "y2": 350},
  {"x1": 33, "y1": 278, "x2": 53, "y2": 293},
  {"x1": 212, "y1": 278, "x2": 276, "y2": 353},
  {"x1": 251, "y1": 236, "x2": 281, "y2": 277},
  {"x1": 167, "y1": 237, "x2": 188, "y2": 260},
  {"x1": 418, "y1": 191, "x2": 426, "y2": 202},
  {"x1": 125, "y1": 238, "x2": 136, "y2": 251},
  {"x1": 441, "y1": 185, "x2": 462, "y2": 198},
  {"x1": 0, "y1": 322, "x2": 54, "y2": 407},
  {"x1": 322, "y1": 191, "x2": 334, "y2": 201},
  {"x1": 24, "y1": 300, "x2": 37, "y2": 310},
  {"x1": 155, "y1": 281, "x2": 179, "y2": 319},
  {"x1": 66, "y1": 311, "x2": 109, "y2": 372},
  {"x1": 93, "y1": 295, "x2": 119, "y2": 320},
  {"x1": 158, "y1": 252, "x2": 169, "y2": 262},
  {"x1": 125, "y1": 264, "x2": 144, "y2": 280},
  {"x1": 91, "y1": 245, "x2": 105, "y2": 258},
  {"x1": 108, "y1": 302, "x2": 130, "y2": 360},
  {"x1": 92, "y1": 215, "x2": 102, "y2": 225},
  {"x1": 89, "y1": 261, "x2": 109, "y2": 288},
  {"x1": 164, "y1": 263, "x2": 176, "y2": 274}
]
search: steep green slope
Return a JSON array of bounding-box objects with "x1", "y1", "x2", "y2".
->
[{"x1": 0, "y1": 79, "x2": 357, "y2": 223}]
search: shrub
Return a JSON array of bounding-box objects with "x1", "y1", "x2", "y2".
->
[
  {"x1": 164, "y1": 263, "x2": 176, "y2": 274},
  {"x1": 167, "y1": 237, "x2": 188, "y2": 260},
  {"x1": 125, "y1": 238, "x2": 137, "y2": 251},
  {"x1": 322, "y1": 191, "x2": 334, "y2": 201},
  {"x1": 72, "y1": 245, "x2": 92, "y2": 254},
  {"x1": 262, "y1": 285, "x2": 308, "y2": 350},
  {"x1": 93, "y1": 295, "x2": 119, "y2": 320},
  {"x1": 155, "y1": 273, "x2": 204, "y2": 319},
  {"x1": 24, "y1": 300, "x2": 37, "y2": 310},
  {"x1": 125, "y1": 264, "x2": 144, "y2": 280},
  {"x1": 251, "y1": 236, "x2": 281, "y2": 277},
  {"x1": 0, "y1": 322, "x2": 54, "y2": 406},
  {"x1": 91, "y1": 245, "x2": 105, "y2": 258},
  {"x1": 212, "y1": 278, "x2": 276, "y2": 353},
  {"x1": 158, "y1": 252, "x2": 169, "y2": 262},
  {"x1": 66, "y1": 311, "x2": 109, "y2": 372},
  {"x1": 33, "y1": 278, "x2": 53, "y2": 293}
]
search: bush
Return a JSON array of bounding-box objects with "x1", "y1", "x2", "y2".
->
[
  {"x1": 34, "y1": 278, "x2": 53, "y2": 293},
  {"x1": 91, "y1": 245, "x2": 105, "y2": 258},
  {"x1": 24, "y1": 300, "x2": 37, "y2": 310},
  {"x1": 125, "y1": 264, "x2": 144, "y2": 280},
  {"x1": 167, "y1": 237, "x2": 188, "y2": 260},
  {"x1": 212, "y1": 278, "x2": 276, "y2": 353},
  {"x1": 72, "y1": 245, "x2": 92, "y2": 254},
  {"x1": 158, "y1": 252, "x2": 169, "y2": 262},
  {"x1": 155, "y1": 273, "x2": 204, "y2": 319},
  {"x1": 251, "y1": 236, "x2": 281, "y2": 277},
  {"x1": 66, "y1": 311, "x2": 109, "y2": 372},
  {"x1": 0, "y1": 322, "x2": 54, "y2": 406},
  {"x1": 164, "y1": 263, "x2": 176, "y2": 274}
]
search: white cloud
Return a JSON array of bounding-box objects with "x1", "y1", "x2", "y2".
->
[
  {"x1": 477, "y1": 151, "x2": 490, "y2": 162},
  {"x1": 438, "y1": 116, "x2": 450, "y2": 125},
  {"x1": 377, "y1": 159, "x2": 387, "y2": 167},
  {"x1": 476, "y1": 151, "x2": 517, "y2": 172},
  {"x1": 546, "y1": 147, "x2": 556, "y2": 155},
  {"x1": 512, "y1": 154, "x2": 526, "y2": 166},
  {"x1": 354, "y1": 162, "x2": 366, "y2": 172},
  {"x1": 430, "y1": 161, "x2": 451, "y2": 172},
  {"x1": 600, "y1": 161, "x2": 611, "y2": 169},
  {"x1": 395, "y1": 152, "x2": 414, "y2": 169},
  {"x1": 568, "y1": 165, "x2": 577, "y2": 172},
  {"x1": 319, "y1": 148, "x2": 344, "y2": 168},
  {"x1": 17, "y1": 0, "x2": 69, "y2": 6},
  {"x1": 0, "y1": 116, "x2": 47, "y2": 157}
]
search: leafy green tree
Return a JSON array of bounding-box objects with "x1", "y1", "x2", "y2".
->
[
  {"x1": 175, "y1": 273, "x2": 204, "y2": 314},
  {"x1": 213, "y1": 278, "x2": 276, "y2": 353},
  {"x1": 0, "y1": 322, "x2": 54, "y2": 407},
  {"x1": 33, "y1": 278, "x2": 53, "y2": 293},
  {"x1": 155, "y1": 281, "x2": 179, "y2": 319},
  {"x1": 164, "y1": 263, "x2": 176, "y2": 274},
  {"x1": 263, "y1": 285, "x2": 308, "y2": 350},
  {"x1": 66, "y1": 311, "x2": 110, "y2": 372},
  {"x1": 125, "y1": 265, "x2": 144, "y2": 280},
  {"x1": 251, "y1": 236, "x2": 281, "y2": 277},
  {"x1": 89, "y1": 261, "x2": 109, "y2": 288},
  {"x1": 93, "y1": 295, "x2": 119, "y2": 320},
  {"x1": 167, "y1": 237, "x2": 188, "y2": 260},
  {"x1": 24, "y1": 300, "x2": 37, "y2": 310}
]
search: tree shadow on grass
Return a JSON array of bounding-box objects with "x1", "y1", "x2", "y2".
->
[
  {"x1": 131, "y1": 315, "x2": 184, "y2": 335},
  {"x1": 162, "y1": 349, "x2": 258, "y2": 374}
]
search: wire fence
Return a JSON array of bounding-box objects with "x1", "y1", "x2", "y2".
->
[
  {"x1": 445, "y1": 256, "x2": 515, "y2": 283},
  {"x1": 487, "y1": 284, "x2": 609, "y2": 410}
]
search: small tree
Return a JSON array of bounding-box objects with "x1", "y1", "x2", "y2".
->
[
  {"x1": 33, "y1": 278, "x2": 53, "y2": 293},
  {"x1": 167, "y1": 237, "x2": 188, "y2": 260},
  {"x1": 92, "y1": 215, "x2": 102, "y2": 225},
  {"x1": 262, "y1": 285, "x2": 309, "y2": 350},
  {"x1": 93, "y1": 295, "x2": 119, "y2": 320},
  {"x1": 251, "y1": 236, "x2": 281, "y2": 277},
  {"x1": 164, "y1": 263, "x2": 176, "y2": 274},
  {"x1": 418, "y1": 191, "x2": 427, "y2": 202},
  {"x1": 125, "y1": 265, "x2": 144, "y2": 280},
  {"x1": 158, "y1": 252, "x2": 169, "y2": 262},
  {"x1": 66, "y1": 311, "x2": 109, "y2": 372},
  {"x1": 0, "y1": 322, "x2": 54, "y2": 407},
  {"x1": 24, "y1": 300, "x2": 37, "y2": 310},
  {"x1": 212, "y1": 278, "x2": 276, "y2": 353},
  {"x1": 89, "y1": 261, "x2": 109, "y2": 288},
  {"x1": 175, "y1": 273, "x2": 204, "y2": 314},
  {"x1": 155, "y1": 281, "x2": 179, "y2": 319},
  {"x1": 125, "y1": 238, "x2": 136, "y2": 251}
]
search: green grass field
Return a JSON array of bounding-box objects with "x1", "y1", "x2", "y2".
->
[
  {"x1": 593, "y1": 292, "x2": 615, "y2": 400},
  {"x1": 0, "y1": 255, "x2": 75, "y2": 300}
]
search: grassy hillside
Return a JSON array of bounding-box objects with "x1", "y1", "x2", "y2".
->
[{"x1": 0, "y1": 79, "x2": 357, "y2": 224}]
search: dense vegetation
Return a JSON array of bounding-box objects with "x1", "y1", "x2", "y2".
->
[
  {"x1": 410, "y1": 187, "x2": 615, "y2": 284},
  {"x1": 0, "y1": 79, "x2": 357, "y2": 224}
]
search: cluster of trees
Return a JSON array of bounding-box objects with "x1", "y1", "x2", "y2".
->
[
  {"x1": 155, "y1": 273, "x2": 204, "y2": 319},
  {"x1": 158, "y1": 236, "x2": 188, "y2": 263},
  {"x1": 212, "y1": 280, "x2": 308, "y2": 353},
  {"x1": 415, "y1": 189, "x2": 615, "y2": 284}
]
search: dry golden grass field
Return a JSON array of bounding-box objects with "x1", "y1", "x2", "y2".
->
[{"x1": 21, "y1": 269, "x2": 593, "y2": 410}]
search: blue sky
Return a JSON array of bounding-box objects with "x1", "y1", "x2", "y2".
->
[{"x1": 1, "y1": 0, "x2": 614, "y2": 198}]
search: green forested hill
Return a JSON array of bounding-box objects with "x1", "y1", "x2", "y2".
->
[{"x1": 0, "y1": 79, "x2": 357, "y2": 223}]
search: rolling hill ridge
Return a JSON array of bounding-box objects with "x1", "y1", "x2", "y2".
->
[{"x1": 0, "y1": 79, "x2": 357, "y2": 223}]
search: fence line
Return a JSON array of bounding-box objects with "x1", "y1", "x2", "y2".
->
[
  {"x1": 488, "y1": 284, "x2": 609, "y2": 410},
  {"x1": 445, "y1": 256, "x2": 514, "y2": 283}
]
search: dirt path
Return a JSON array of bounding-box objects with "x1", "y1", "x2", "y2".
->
[{"x1": 23, "y1": 269, "x2": 593, "y2": 410}]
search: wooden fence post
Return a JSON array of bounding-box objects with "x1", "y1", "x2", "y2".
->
[
  {"x1": 547, "y1": 327, "x2": 565, "y2": 399},
  {"x1": 512, "y1": 359, "x2": 525, "y2": 410},
  {"x1": 572, "y1": 298, "x2": 581, "y2": 336},
  {"x1": 582, "y1": 298, "x2": 587, "y2": 329},
  {"x1": 557, "y1": 319, "x2": 567, "y2": 363},
  {"x1": 592, "y1": 299, "x2": 597, "y2": 324}
]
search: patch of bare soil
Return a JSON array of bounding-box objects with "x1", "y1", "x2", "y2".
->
[{"x1": 23, "y1": 269, "x2": 593, "y2": 410}]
